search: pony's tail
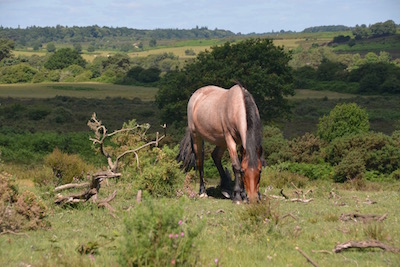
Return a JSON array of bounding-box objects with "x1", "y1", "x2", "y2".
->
[{"x1": 176, "y1": 129, "x2": 195, "y2": 172}]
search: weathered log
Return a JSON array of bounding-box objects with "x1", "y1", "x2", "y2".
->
[
  {"x1": 54, "y1": 182, "x2": 90, "y2": 192},
  {"x1": 339, "y1": 213, "x2": 388, "y2": 222},
  {"x1": 333, "y1": 240, "x2": 400, "y2": 254}
]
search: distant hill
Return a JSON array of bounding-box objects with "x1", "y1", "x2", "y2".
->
[{"x1": 302, "y1": 25, "x2": 351, "y2": 33}]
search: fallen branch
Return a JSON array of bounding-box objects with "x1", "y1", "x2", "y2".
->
[
  {"x1": 290, "y1": 198, "x2": 313, "y2": 203},
  {"x1": 54, "y1": 182, "x2": 90, "y2": 192},
  {"x1": 339, "y1": 213, "x2": 388, "y2": 222},
  {"x1": 282, "y1": 212, "x2": 299, "y2": 221},
  {"x1": 296, "y1": 247, "x2": 320, "y2": 267},
  {"x1": 333, "y1": 240, "x2": 400, "y2": 254}
]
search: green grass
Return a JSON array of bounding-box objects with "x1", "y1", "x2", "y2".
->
[
  {"x1": 0, "y1": 82, "x2": 158, "y2": 100},
  {"x1": 1, "y1": 175, "x2": 399, "y2": 266}
]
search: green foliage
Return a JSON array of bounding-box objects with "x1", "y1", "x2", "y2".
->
[
  {"x1": 262, "y1": 126, "x2": 289, "y2": 165},
  {"x1": 132, "y1": 146, "x2": 185, "y2": 197},
  {"x1": 156, "y1": 38, "x2": 294, "y2": 124},
  {"x1": 119, "y1": 199, "x2": 202, "y2": 266},
  {"x1": 267, "y1": 161, "x2": 333, "y2": 181},
  {"x1": 44, "y1": 148, "x2": 90, "y2": 185},
  {"x1": 334, "y1": 149, "x2": 365, "y2": 182},
  {"x1": 317, "y1": 103, "x2": 369, "y2": 142},
  {"x1": 0, "y1": 63, "x2": 37, "y2": 83},
  {"x1": 44, "y1": 48, "x2": 86, "y2": 70},
  {"x1": 0, "y1": 38, "x2": 15, "y2": 61},
  {"x1": 46, "y1": 42, "x2": 56, "y2": 52},
  {"x1": 325, "y1": 132, "x2": 400, "y2": 175},
  {"x1": 287, "y1": 133, "x2": 326, "y2": 164}
]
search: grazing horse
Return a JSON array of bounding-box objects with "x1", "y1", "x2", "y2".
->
[{"x1": 177, "y1": 84, "x2": 264, "y2": 203}]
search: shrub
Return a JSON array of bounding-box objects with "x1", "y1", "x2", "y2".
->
[
  {"x1": 326, "y1": 132, "x2": 400, "y2": 174},
  {"x1": 119, "y1": 199, "x2": 202, "y2": 266},
  {"x1": 262, "y1": 125, "x2": 289, "y2": 164},
  {"x1": 133, "y1": 146, "x2": 185, "y2": 197},
  {"x1": 287, "y1": 133, "x2": 326, "y2": 164},
  {"x1": 317, "y1": 103, "x2": 370, "y2": 142},
  {"x1": 1, "y1": 172, "x2": 49, "y2": 232},
  {"x1": 44, "y1": 148, "x2": 89, "y2": 185},
  {"x1": 334, "y1": 149, "x2": 365, "y2": 182},
  {"x1": 261, "y1": 165, "x2": 309, "y2": 189}
]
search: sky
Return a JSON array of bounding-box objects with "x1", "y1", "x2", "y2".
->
[{"x1": 0, "y1": 0, "x2": 399, "y2": 34}]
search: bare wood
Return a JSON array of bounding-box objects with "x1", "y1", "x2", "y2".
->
[
  {"x1": 333, "y1": 240, "x2": 400, "y2": 254},
  {"x1": 296, "y1": 247, "x2": 320, "y2": 267},
  {"x1": 0, "y1": 230, "x2": 30, "y2": 237},
  {"x1": 290, "y1": 198, "x2": 314, "y2": 203},
  {"x1": 312, "y1": 250, "x2": 333, "y2": 254},
  {"x1": 282, "y1": 212, "x2": 299, "y2": 221},
  {"x1": 54, "y1": 182, "x2": 90, "y2": 192},
  {"x1": 136, "y1": 190, "x2": 142, "y2": 203},
  {"x1": 270, "y1": 195, "x2": 286, "y2": 200},
  {"x1": 340, "y1": 213, "x2": 388, "y2": 222}
]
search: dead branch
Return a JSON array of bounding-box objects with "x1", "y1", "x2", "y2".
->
[
  {"x1": 296, "y1": 247, "x2": 320, "y2": 267},
  {"x1": 333, "y1": 240, "x2": 400, "y2": 254},
  {"x1": 339, "y1": 213, "x2": 388, "y2": 222},
  {"x1": 87, "y1": 113, "x2": 166, "y2": 172},
  {"x1": 312, "y1": 250, "x2": 333, "y2": 255},
  {"x1": 290, "y1": 198, "x2": 314, "y2": 203},
  {"x1": 54, "y1": 182, "x2": 90, "y2": 192},
  {"x1": 282, "y1": 212, "x2": 299, "y2": 221}
]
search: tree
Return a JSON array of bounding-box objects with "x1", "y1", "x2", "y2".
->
[
  {"x1": 73, "y1": 43, "x2": 82, "y2": 53},
  {"x1": 156, "y1": 38, "x2": 294, "y2": 124},
  {"x1": 317, "y1": 103, "x2": 370, "y2": 142},
  {"x1": 0, "y1": 38, "x2": 15, "y2": 61},
  {"x1": 46, "y1": 42, "x2": 56, "y2": 52},
  {"x1": 44, "y1": 48, "x2": 86, "y2": 70}
]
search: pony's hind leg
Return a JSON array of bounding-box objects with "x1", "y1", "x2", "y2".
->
[
  {"x1": 192, "y1": 136, "x2": 206, "y2": 197},
  {"x1": 212, "y1": 146, "x2": 231, "y2": 199}
]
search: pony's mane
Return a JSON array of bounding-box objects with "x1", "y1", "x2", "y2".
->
[{"x1": 238, "y1": 84, "x2": 263, "y2": 168}]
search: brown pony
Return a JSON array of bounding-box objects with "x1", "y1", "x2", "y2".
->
[{"x1": 177, "y1": 84, "x2": 264, "y2": 203}]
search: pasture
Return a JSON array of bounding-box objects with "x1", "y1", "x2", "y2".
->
[{"x1": 1, "y1": 173, "x2": 399, "y2": 266}]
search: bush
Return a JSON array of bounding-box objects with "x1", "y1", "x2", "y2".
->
[
  {"x1": 1, "y1": 172, "x2": 49, "y2": 232},
  {"x1": 44, "y1": 148, "x2": 89, "y2": 185},
  {"x1": 326, "y1": 132, "x2": 400, "y2": 174},
  {"x1": 287, "y1": 133, "x2": 326, "y2": 164},
  {"x1": 119, "y1": 199, "x2": 202, "y2": 266},
  {"x1": 261, "y1": 164, "x2": 309, "y2": 189},
  {"x1": 133, "y1": 146, "x2": 185, "y2": 197},
  {"x1": 334, "y1": 149, "x2": 365, "y2": 182},
  {"x1": 262, "y1": 126, "x2": 289, "y2": 164},
  {"x1": 317, "y1": 103, "x2": 370, "y2": 142}
]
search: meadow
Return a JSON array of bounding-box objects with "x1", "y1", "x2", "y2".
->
[{"x1": 1, "y1": 81, "x2": 400, "y2": 266}]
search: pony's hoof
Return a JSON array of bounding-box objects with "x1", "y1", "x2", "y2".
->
[
  {"x1": 199, "y1": 193, "x2": 208, "y2": 198},
  {"x1": 234, "y1": 200, "x2": 241, "y2": 205},
  {"x1": 221, "y1": 190, "x2": 231, "y2": 199}
]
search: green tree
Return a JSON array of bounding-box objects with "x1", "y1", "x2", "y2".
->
[
  {"x1": 0, "y1": 38, "x2": 15, "y2": 61},
  {"x1": 317, "y1": 103, "x2": 370, "y2": 142},
  {"x1": 46, "y1": 42, "x2": 56, "y2": 52},
  {"x1": 156, "y1": 38, "x2": 294, "y2": 124},
  {"x1": 44, "y1": 48, "x2": 86, "y2": 70},
  {"x1": 73, "y1": 43, "x2": 82, "y2": 53}
]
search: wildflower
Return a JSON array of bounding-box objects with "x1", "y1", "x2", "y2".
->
[
  {"x1": 169, "y1": 234, "x2": 173, "y2": 238},
  {"x1": 178, "y1": 220, "x2": 183, "y2": 225},
  {"x1": 175, "y1": 234, "x2": 179, "y2": 238},
  {"x1": 180, "y1": 232, "x2": 185, "y2": 237},
  {"x1": 171, "y1": 259, "x2": 176, "y2": 265},
  {"x1": 214, "y1": 258, "x2": 218, "y2": 264}
]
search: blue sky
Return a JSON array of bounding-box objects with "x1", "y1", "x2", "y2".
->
[{"x1": 0, "y1": 0, "x2": 399, "y2": 33}]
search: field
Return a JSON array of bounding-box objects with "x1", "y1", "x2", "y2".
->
[
  {"x1": 0, "y1": 82, "x2": 158, "y2": 100},
  {"x1": 1, "y1": 173, "x2": 400, "y2": 266}
]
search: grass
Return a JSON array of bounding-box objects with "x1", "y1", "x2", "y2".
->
[
  {"x1": 0, "y1": 82, "x2": 158, "y2": 100},
  {"x1": 1, "y1": 172, "x2": 400, "y2": 266}
]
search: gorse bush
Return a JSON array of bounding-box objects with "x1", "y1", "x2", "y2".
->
[
  {"x1": 334, "y1": 149, "x2": 366, "y2": 182},
  {"x1": 119, "y1": 199, "x2": 203, "y2": 266},
  {"x1": 132, "y1": 145, "x2": 185, "y2": 197},
  {"x1": 317, "y1": 103, "x2": 370, "y2": 142},
  {"x1": 44, "y1": 148, "x2": 89, "y2": 185}
]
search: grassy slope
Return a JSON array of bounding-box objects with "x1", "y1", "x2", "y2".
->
[{"x1": 1, "y1": 178, "x2": 399, "y2": 266}]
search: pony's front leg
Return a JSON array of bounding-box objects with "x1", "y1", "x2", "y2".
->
[{"x1": 225, "y1": 136, "x2": 243, "y2": 203}]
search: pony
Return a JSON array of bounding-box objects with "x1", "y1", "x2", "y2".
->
[{"x1": 177, "y1": 84, "x2": 264, "y2": 203}]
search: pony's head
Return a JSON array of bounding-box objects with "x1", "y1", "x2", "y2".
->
[{"x1": 241, "y1": 147, "x2": 263, "y2": 203}]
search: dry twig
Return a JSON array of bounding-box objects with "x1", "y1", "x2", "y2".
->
[{"x1": 296, "y1": 247, "x2": 320, "y2": 267}]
